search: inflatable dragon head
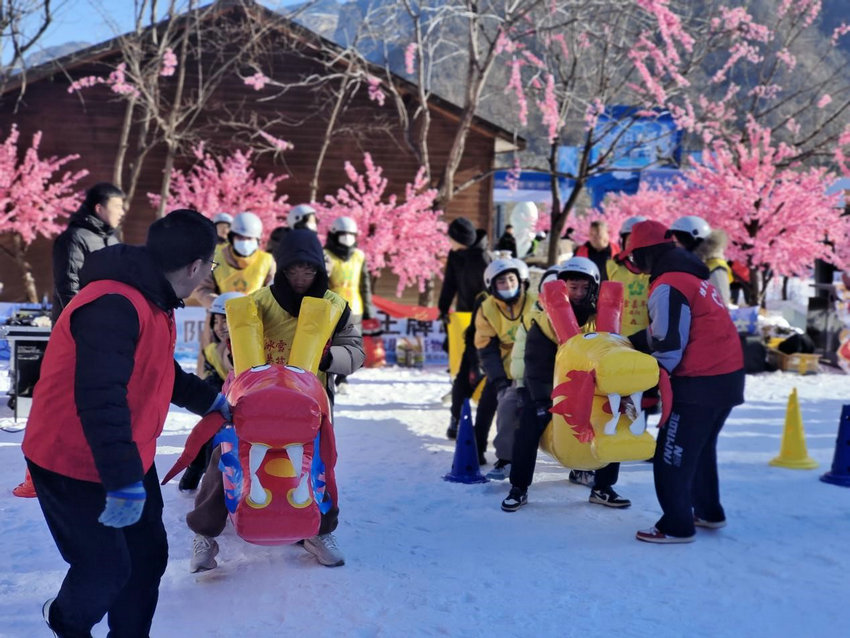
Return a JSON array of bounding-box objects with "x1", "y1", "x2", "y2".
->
[{"x1": 538, "y1": 279, "x2": 671, "y2": 470}]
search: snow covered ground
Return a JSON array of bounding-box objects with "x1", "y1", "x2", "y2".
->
[{"x1": 1, "y1": 363, "x2": 849, "y2": 638}]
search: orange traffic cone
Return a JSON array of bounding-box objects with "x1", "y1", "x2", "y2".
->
[
  {"x1": 769, "y1": 388, "x2": 818, "y2": 470},
  {"x1": 12, "y1": 468, "x2": 37, "y2": 498}
]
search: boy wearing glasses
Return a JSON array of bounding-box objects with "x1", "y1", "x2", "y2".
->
[{"x1": 187, "y1": 229, "x2": 365, "y2": 570}]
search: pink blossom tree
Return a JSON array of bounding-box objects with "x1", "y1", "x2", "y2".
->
[
  {"x1": 148, "y1": 144, "x2": 290, "y2": 244},
  {"x1": 313, "y1": 153, "x2": 449, "y2": 295},
  {"x1": 0, "y1": 126, "x2": 88, "y2": 301}
]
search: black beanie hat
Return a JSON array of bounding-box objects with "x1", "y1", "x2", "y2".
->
[{"x1": 448, "y1": 217, "x2": 476, "y2": 247}]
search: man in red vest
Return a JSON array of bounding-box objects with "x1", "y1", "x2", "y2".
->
[
  {"x1": 621, "y1": 220, "x2": 744, "y2": 544},
  {"x1": 23, "y1": 209, "x2": 229, "y2": 637}
]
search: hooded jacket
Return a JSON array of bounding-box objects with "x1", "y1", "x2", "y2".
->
[
  {"x1": 258, "y1": 229, "x2": 364, "y2": 396},
  {"x1": 438, "y1": 229, "x2": 491, "y2": 314},
  {"x1": 24, "y1": 244, "x2": 217, "y2": 489},
  {"x1": 51, "y1": 206, "x2": 120, "y2": 323}
]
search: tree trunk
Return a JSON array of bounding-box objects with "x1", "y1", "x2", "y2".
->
[
  {"x1": 156, "y1": 146, "x2": 177, "y2": 218},
  {"x1": 12, "y1": 233, "x2": 38, "y2": 303}
]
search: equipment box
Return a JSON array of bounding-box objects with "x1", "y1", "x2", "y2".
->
[{"x1": 766, "y1": 348, "x2": 820, "y2": 374}]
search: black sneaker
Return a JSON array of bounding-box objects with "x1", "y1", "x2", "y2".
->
[
  {"x1": 178, "y1": 466, "x2": 203, "y2": 492},
  {"x1": 589, "y1": 486, "x2": 631, "y2": 508},
  {"x1": 501, "y1": 487, "x2": 528, "y2": 512},
  {"x1": 569, "y1": 470, "x2": 595, "y2": 487},
  {"x1": 446, "y1": 417, "x2": 458, "y2": 440}
]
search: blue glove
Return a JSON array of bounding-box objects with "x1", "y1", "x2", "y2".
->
[
  {"x1": 206, "y1": 392, "x2": 232, "y2": 423},
  {"x1": 98, "y1": 481, "x2": 146, "y2": 528}
]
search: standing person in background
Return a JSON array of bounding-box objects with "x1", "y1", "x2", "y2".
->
[
  {"x1": 212, "y1": 213, "x2": 233, "y2": 244},
  {"x1": 575, "y1": 220, "x2": 618, "y2": 281},
  {"x1": 607, "y1": 215, "x2": 650, "y2": 335},
  {"x1": 621, "y1": 220, "x2": 744, "y2": 544},
  {"x1": 24, "y1": 210, "x2": 229, "y2": 637},
  {"x1": 288, "y1": 204, "x2": 319, "y2": 232},
  {"x1": 694, "y1": 229, "x2": 733, "y2": 306},
  {"x1": 324, "y1": 216, "x2": 375, "y2": 393},
  {"x1": 668, "y1": 215, "x2": 710, "y2": 253},
  {"x1": 495, "y1": 224, "x2": 517, "y2": 257},
  {"x1": 438, "y1": 218, "x2": 491, "y2": 440},
  {"x1": 52, "y1": 182, "x2": 125, "y2": 324}
]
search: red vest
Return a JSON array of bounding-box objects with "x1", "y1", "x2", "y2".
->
[
  {"x1": 23, "y1": 281, "x2": 177, "y2": 483},
  {"x1": 651, "y1": 272, "x2": 742, "y2": 377}
]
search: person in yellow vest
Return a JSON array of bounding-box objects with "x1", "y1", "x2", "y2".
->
[
  {"x1": 694, "y1": 228, "x2": 733, "y2": 306},
  {"x1": 474, "y1": 258, "x2": 536, "y2": 480},
  {"x1": 324, "y1": 216, "x2": 375, "y2": 392},
  {"x1": 501, "y1": 256, "x2": 631, "y2": 511},
  {"x1": 607, "y1": 215, "x2": 651, "y2": 335},
  {"x1": 178, "y1": 291, "x2": 245, "y2": 492},
  {"x1": 212, "y1": 212, "x2": 232, "y2": 244},
  {"x1": 191, "y1": 211, "x2": 276, "y2": 374},
  {"x1": 187, "y1": 229, "x2": 365, "y2": 571},
  {"x1": 192, "y1": 211, "x2": 276, "y2": 307}
]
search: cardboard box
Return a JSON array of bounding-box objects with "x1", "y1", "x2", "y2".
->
[{"x1": 766, "y1": 348, "x2": 820, "y2": 374}]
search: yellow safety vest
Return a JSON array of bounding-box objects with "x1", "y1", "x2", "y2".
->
[
  {"x1": 250, "y1": 286, "x2": 347, "y2": 385},
  {"x1": 203, "y1": 342, "x2": 229, "y2": 381},
  {"x1": 529, "y1": 302, "x2": 596, "y2": 344},
  {"x1": 326, "y1": 249, "x2": 365, "y2": 316},
  {"x1": 606, "y1": 259, "x2": 650, "y2": 334},
  {"x1": 213, "y1": 244, "x2": 275, "y2": 294},
  {"x1": 478, "y1": 291, "x2": 536, "y2": 378},
  {"x1": 704, "y1": 257, "x2": 733, "y2": 283}
]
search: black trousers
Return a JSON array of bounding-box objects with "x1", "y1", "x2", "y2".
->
[
  {"x1": 449, "y1": 335, "x2": 483, "y2": 421},
  {"x1": 652, "y1": 402, "x2": 732, "y2": 537},
  {"x1": 510, "y1": 389, "x2": 619, "y2": 491},
  {"x1": 27, "y1": 460, "x2": 168, "y2": 638}
]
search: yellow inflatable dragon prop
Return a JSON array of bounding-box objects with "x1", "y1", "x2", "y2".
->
[{"x1": 537, "y1": 279, "x2": 672, "y2": 470}]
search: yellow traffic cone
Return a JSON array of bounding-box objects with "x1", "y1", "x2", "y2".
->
[{"x1": 769, "y1": 388, "x2": 818, "y2": 469}]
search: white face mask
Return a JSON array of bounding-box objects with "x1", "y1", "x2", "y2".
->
[
  {"x1": 497, "y1": 286, "x2": 519, "y2": 301},
  {"x1": 338, "y1": 233, "x2": 356, "y2": 247},
  {"x1": 233, "y1": 238, "x2": 258, "y2": 257},
  {"x1": 304, "y1": 217, "x2": 318, "y2": 232}
]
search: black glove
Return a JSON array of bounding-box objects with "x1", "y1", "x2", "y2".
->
[
  {"x1": 438, "y1": 312, "x2": 449, "y2": 326},
  {"x1": 319, "y1": 349, "x2": 333, "y2": 372}
]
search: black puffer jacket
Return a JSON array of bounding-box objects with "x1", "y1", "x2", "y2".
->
[
  {"x1": 438, "y1": 229, "x2": 491, "y2": 314},
  {"x1": 52, "y1": 206, "x2": 119, "y2": 322},
  {"x1": 71, "y1": 244, "x2": 218, "y2": 488}
]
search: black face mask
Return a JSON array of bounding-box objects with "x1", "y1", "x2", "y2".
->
[{"x1": 632, "y1": 249, "x2": 651, "y2": 274}]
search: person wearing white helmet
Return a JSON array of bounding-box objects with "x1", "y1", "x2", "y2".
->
[
  {"x1": 669, "y1": 215, "x2": 711, "y2": 252},
  {"x1": 324, "y1": 216, "x2": 375, "y2": 392},
  {"x1": 606, "y1": 215, "x2": 651, "y2": 334},
  {"x1": 212, "y1": 212, "x2": 233, "y2": 244},
  {"x1": 288, "y1": 204, "x2": 318, "y2": 232},
  {"x1": 475, "y1": 258, "x2": 537, "y2": 480},
  {"x1": 178, "y1": 291, "x2": 246, "y2": 492},
  {"x1": 191, "y1": 211, "x2": 276, "y2": 309},
  {"x1": 501, "y1": 256, "x2": 631, "y2": 512}
]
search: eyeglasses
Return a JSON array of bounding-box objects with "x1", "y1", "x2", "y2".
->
[{"x1": 207, "y1": 260, "x2": 220, "y2": 272}]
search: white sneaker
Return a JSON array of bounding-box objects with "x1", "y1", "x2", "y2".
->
[
  {"x1": 190, "y1": 534, "x2": 219, "y2": 573},
  {"x1": 303, "y1": 532, "x2": 345, "y2": 567},
  {"x1": 42, "y1": 597, "x2": 57, "y2": 636}
]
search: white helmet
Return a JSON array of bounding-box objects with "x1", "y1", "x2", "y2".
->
[
  {"x1": 483, "y1": 258, "x2": 520, "y2": 290},
  {"x1": 231, "y1": 212, "x2": 263, "y2": 239},
  {"x1": 559, "y1": 256, "x2": 601, "y2": 305},
  {"x1": 210, "y1": 291, "x2": 246, "y2": 315},
  {"x1": 539, "y1": 264, "x2": 566, "y2": 292},
  {"x1": 512, "y1": 258, "x2": 530, "y2": 283},
  {"x1": 212, "y1": 212, "x2": 233, "y2": 225},
  {"x1": 670, "y1": 215, "x2": 710, "y2": 239},
  {"x1": 330, "y1": 216, "x2": 358, "y2": 235},
  {"x1": 560, "y1": 256, "x2": 601, "y2": 284},
  {"x1": 620, "y1": 215, "x2": 647, "y2": 236},
  {"x1": 287, "y1": 204, "x2": 317, "y2": 228}
]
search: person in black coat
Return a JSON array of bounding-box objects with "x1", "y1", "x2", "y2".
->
[
  {"x1": 439, "y1": 218, "x2": 492, "y2": 442},
  {"x1": 52, "y1": 182, "x2": 126, "y2": 323},
  {"x1": 494, "y1": 225, "x2": 518, "y2": 257}
]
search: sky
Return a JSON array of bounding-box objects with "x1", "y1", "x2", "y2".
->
[{"x1": 5, "y1": 0, "x2": 303, "y2": 64}]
